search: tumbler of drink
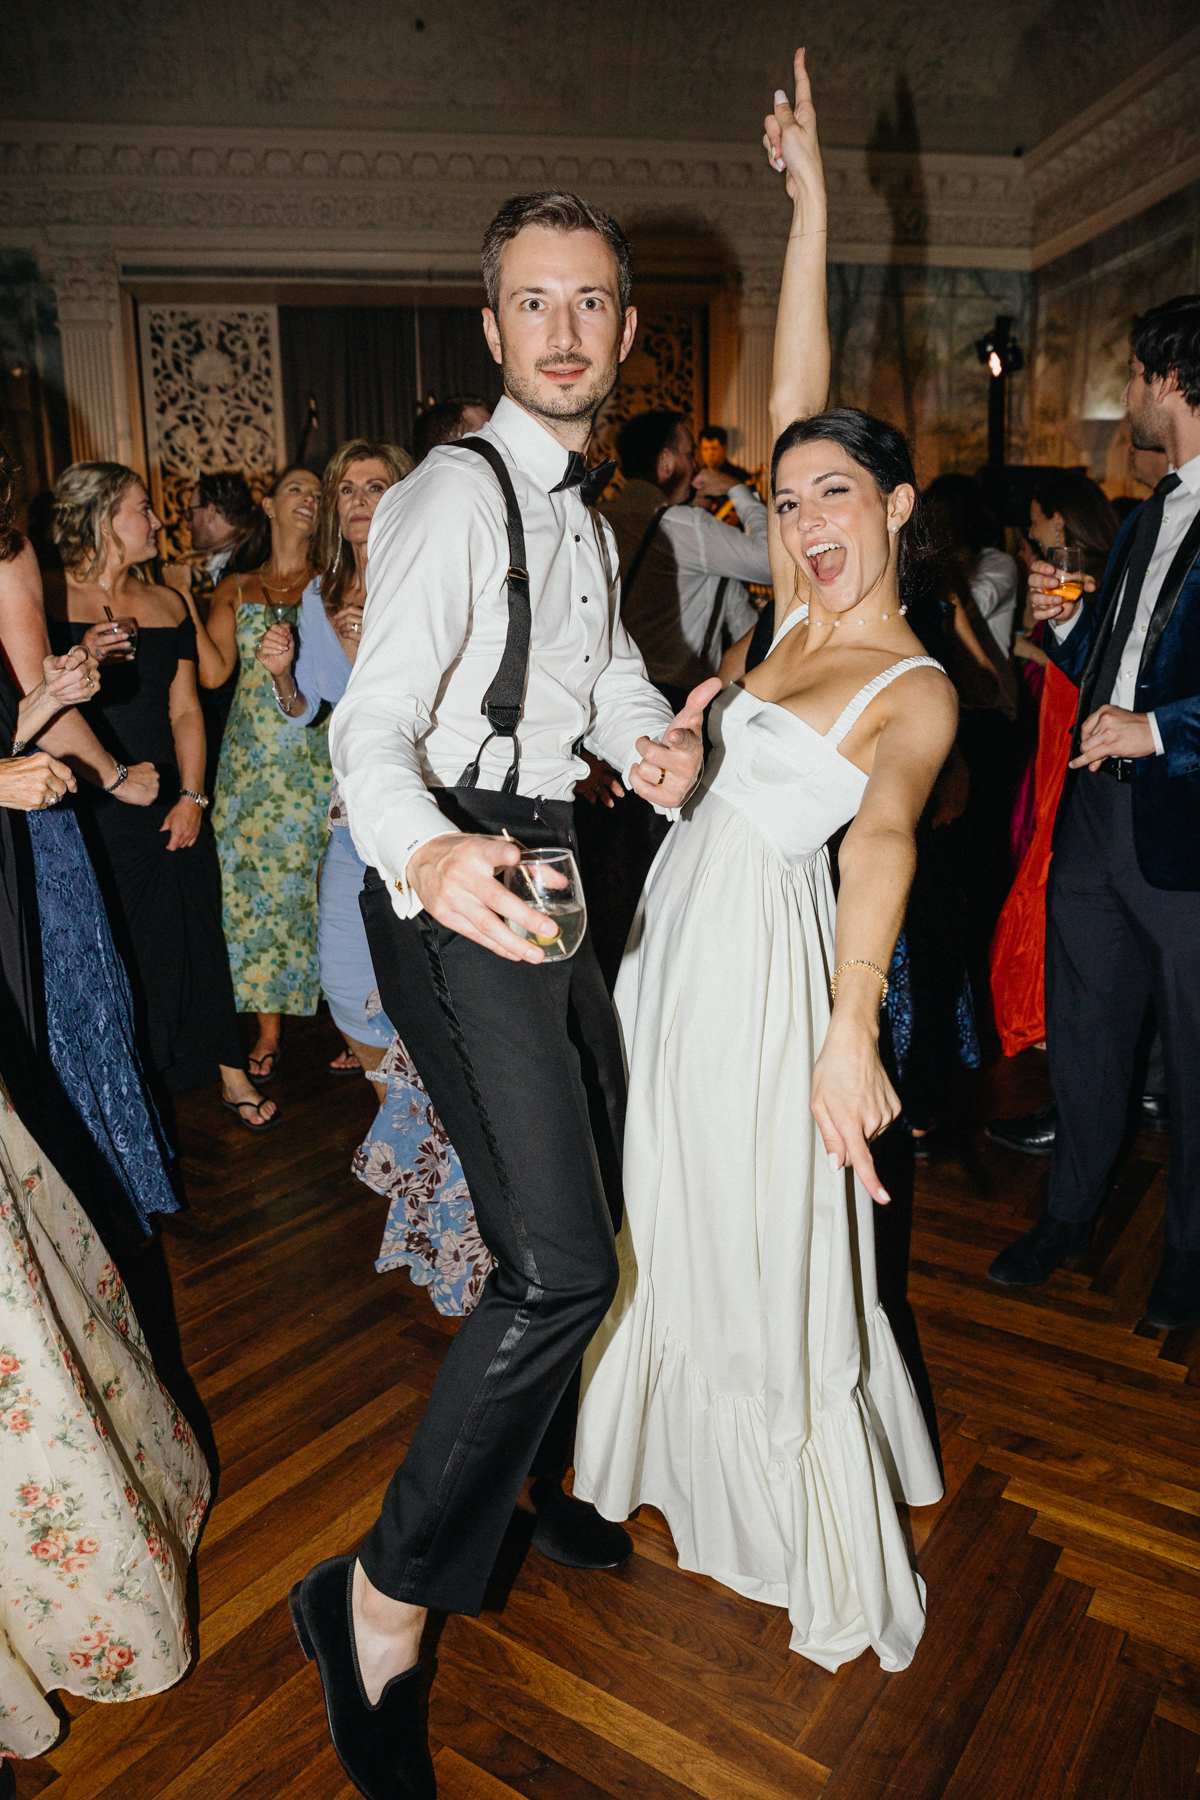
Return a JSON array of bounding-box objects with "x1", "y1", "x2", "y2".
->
[
  {"x1": 98, "y1": 616, "x2": 138, "y2": 661},
  {"x1": 502, "y1": 847, "x2": 587, "y2": 960},
  {"x1": 1045, "y1": 545, "x2": 1085, "y2": 604}
]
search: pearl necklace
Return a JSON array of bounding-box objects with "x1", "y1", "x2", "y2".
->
[{"x1": 811, "y1": 605, "x2": 907, "y2": 629}]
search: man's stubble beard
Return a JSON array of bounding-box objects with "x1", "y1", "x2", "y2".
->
[
  {"x1": 500, "y1": 342, "x2": 621, "y2": 428},
  {"x1": 1128, "y1": 388, "x2": 1167, "y2": 454}
]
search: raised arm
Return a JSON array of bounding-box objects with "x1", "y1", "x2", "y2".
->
[
  {"x1": 763, "y1": 49, "x2": 831, "y2": 621},
  {"x1": 191, "y1": 574, "x2": 240, "y2": 688},
  {"x1": 811, "y1": 668, "x2": 958, "y2": 1201}
]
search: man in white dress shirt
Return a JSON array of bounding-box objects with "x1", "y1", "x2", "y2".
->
[
  {"x1": 291, "y1": 192, "x2": 713, "y2": 1796},
  {"x1": 989, "y1": 295, "x2": 1200, "y2": 1334}
]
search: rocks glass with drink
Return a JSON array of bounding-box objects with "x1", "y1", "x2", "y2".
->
[
  {"x1": 1046, "y1": 545, "x2": 1085, "y2": 607},
  {"x1": 502, "y1": 847, "x2": 587, "y2": 960}
]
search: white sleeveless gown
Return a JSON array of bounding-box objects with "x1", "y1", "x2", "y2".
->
[{"x1": 574, "y1": 648, "x2": 945, "y2": 1674}]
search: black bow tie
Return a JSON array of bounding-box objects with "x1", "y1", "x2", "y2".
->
[{"x1": 552, "y1": 451, "x2": 617, "y2": 507}]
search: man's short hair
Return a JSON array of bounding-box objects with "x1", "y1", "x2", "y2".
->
[
  {"x1": 412, "y1": 397, "x2": 488, "y2": 463},
  {"x1": 616, "y1": 410, "x2": 686, "y2": 484},
  {"x1": 698, "y1": 424, "x2": 728, "y2": 446},
  {"x1": 1132, "y1": 295, "x2": 1200, "y2": 410},
  {"x1": 481, "y1": 191, "x2": 633, "y2": 316},
  {"x1": 196, "y1": 470, "x2": 255, "y2": 529}
]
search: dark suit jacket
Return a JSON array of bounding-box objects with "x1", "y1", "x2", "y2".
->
[{"x1": 1047, "y1": 493, "x2": 1200, "y2": 890}]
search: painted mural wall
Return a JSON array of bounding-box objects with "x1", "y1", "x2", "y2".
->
[{"x1": 1030, "y1": 177, "x2": 1200, "y2": 496}]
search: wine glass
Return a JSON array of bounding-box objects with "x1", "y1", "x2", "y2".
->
[
  {"x1": 502, "y1": 847, "x2": 587, "y2": 961},
  {"x1": 1045, "y1": 545, "x2": 1085, "y2": 603},
  {"x1": 267, "y1": 600, "x2": 295, "y2": 625}
]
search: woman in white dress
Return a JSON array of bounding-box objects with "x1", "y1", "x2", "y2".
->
[{"x1": 574, "y1": 54, "x2": 959, "y2": 1675}]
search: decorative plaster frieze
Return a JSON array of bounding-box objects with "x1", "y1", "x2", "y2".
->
[
  {"x1": 1025, "y1": 26, "x2": 1200, "y2": 266},
  {"x1": 0, "y1": 122, "x2": 1031, "y2": 272}
]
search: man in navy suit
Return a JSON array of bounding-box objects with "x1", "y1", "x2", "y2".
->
[{"x1": 990, "y1": 294, "x2": 1200, "y2": 1330}]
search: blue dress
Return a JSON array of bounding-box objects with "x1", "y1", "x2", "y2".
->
[
  {"x1": 284, "y1": 582, "x2": 476, "y2": 1313},
  {"x1": 0, "y1": 662, "x2": 178, "y2": 1256}
]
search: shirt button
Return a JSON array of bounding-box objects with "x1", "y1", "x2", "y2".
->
[
  {"x1": 574, "y1": 534, "x2": 581, "y2": 543},
  {"x1": 584, "y1": 654, "x2": 590, "y2": 662},
  {"x1": 581, "y1": 595, "x2": 588, "y2": 604}
]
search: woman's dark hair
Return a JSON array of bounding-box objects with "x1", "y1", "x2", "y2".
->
[
  {"x1": 0, "y1": 442, "x2": 18, "y2": 562},
  {"x1": 924, "y1": 472, "x2": 1002, "y2": 557},
  {"x1": 770, "y1": 408, "x2": 931, "y2": 591},
  {"x1": 1032, "y1": 469, "x2": 1118, "y2": 562},
  {"x1": 616, "y1": 409, "x2": 686, "y2": 485},
  {"x1": 1132, "y1": 294, "x2": 1200, "y2": 410},
  {"x1": 226, "y1": 464, "x2": 315, "y2": 575}
]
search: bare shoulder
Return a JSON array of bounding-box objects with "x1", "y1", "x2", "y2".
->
[
  {"x1": 0, "y1": 536, "x2": 45, "y2": 607},
  {"x1": 878, "y1": 660, "x2": 958, "y2": 751},
  {"x1": 211, "y1": 569, "x2": 243, "y2": 609},
  {"x1": 144, "y1": 580, "x2": 187, "y2": 622}
]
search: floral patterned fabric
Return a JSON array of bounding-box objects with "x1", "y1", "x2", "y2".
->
[
  {"x1": 212, "y1": 597, "x2": 332, "y2": 1014},
  {"x1": 355, "y1": 1035, "x2": 493, "y2": 1318},
  {"x1": 0, "y1": 1081, "x2": 209, "y2": 1758}
]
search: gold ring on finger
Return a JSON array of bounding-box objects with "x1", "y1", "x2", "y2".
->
[{"x1": 655, "y1": 765, "x2": 666, "y2": 787}]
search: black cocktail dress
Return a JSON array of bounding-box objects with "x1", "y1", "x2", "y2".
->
[{"x1": 65, "y1": 617, "x2": 245, "y2": 1090}]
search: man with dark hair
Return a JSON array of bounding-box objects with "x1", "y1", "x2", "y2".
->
[
  {"x1": 989, "y1": 293, "x2": 1200, "y2": 1332},
  {"x1": 295, "y1": 194, "x2": 713, "y2": 1796},
  {"x1": 604, "y1": 408, "x2": 770, "y2": 703},
  {"x1": 189, "y1": 470, "x2": 255, "y2": 585},
  {"x1": 411, "y1": 394, "x2": 492, "y2": 463},
  {"x1": 697, "y1": 420, "x2": 751, "y2": 485}
]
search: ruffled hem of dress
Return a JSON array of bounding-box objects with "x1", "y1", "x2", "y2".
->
[{"x1": 576, "y1": 1298, "x2": 938, "y2": 1674}]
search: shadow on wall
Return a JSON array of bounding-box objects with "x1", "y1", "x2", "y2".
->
[{"x1": 830, "y1": 75, "x2": 1032, "y2": 482}]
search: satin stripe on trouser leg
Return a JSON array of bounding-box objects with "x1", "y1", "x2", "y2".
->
[{"x1": 357, "y1": 875, "x2": 624, "y2": 1615}]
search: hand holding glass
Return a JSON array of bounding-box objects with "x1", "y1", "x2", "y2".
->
[
  {"x1": 1045, "y1": 545, "x2": 1085, "y2": 603},
  {"x1": 502, "y1": 848, "x2": 587, "y2": 961}
]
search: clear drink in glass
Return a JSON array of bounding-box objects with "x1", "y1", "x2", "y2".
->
[{"x1": 502, "y1": 847, "x2": 587, "y2": 961}]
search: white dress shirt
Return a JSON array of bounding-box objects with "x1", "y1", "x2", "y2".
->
[
  {"x1": 330, "y1": 395, "x2": 676, "y2": 919},
  {"x1": 1053, "y1": 451, "x2": 1200, "y2": 754},
  {"x1": 970, "y1": 546, "x2": 1019, "y2": 656},
  {"x1": 602, "y1": 477, "x2": 770, "y2": 687}
]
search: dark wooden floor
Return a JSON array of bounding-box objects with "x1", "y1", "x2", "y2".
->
[{"x1": 15, "y1": 1016, "x2": 1200, "y2": 1799}]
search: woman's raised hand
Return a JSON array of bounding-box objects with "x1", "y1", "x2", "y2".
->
[
  {"x1": 42, "y1": 645, "x2": 99, "y2": 707},
  {"x1": 255, "y1": 622, "x2": 295, "y2": 675},
  {"x1": 763, "y1": 47, "x2": 824, "y2": 208}
]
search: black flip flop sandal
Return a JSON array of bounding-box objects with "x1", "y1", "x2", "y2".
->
[
  {"x1": 223, "y1": 1096, "x2": 281, "y2": 1133},
  {"x1": 248, "y1": 1049, "x2": 280, "y2": 1085},
  {"x1": 328, "y1": 1054, "x2": 361, "y2": 1076}
]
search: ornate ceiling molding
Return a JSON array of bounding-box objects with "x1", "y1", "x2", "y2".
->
[
  {"x1": 0, "y1": 121, "x2": 1030, "y2": 275},
  {"x1": 1025, "y1": 26, "x2": 1200, "y2": 267}
]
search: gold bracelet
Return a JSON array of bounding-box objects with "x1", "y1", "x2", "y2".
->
[{"x1": 831, "y1": 959, "x2": 889, "y2": 1006}]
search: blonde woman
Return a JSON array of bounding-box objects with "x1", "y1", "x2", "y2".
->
[
  {"x1": 190, "y1": 466, "x2": 328, "y2": 1083},
  {"x1": 51, "y1": 463, "x2": 276, "y2": 1130},
  {"x1": 256, "y1": 438, "x2": 412, "y2": 1073}
]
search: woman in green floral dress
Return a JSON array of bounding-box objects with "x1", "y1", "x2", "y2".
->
[{"x1": 191, "y1": 467, "x2": 331, "y2": 1080}]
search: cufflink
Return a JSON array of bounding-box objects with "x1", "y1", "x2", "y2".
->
[{"x1": 394, "y1": 877, "x2": 405, "y2": 894}]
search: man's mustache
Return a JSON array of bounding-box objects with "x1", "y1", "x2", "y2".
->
[{"x1": 536, "y1": 356, "x2": 594, "y2": 372}]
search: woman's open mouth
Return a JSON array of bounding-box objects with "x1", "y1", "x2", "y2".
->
[{"x1": 806, "y1": 541, "x2": 847, "y2": 585}]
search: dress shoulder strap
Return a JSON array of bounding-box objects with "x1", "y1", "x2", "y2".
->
[
  {"x1": 768, "y1": 602, "x2": 808, "y2": 655},
  {"x1": 826, "y1": 655, "x2": 944, "y2": 746}
]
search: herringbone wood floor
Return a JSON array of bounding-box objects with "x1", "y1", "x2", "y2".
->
[{"x1": 14, "y1": 1016, "x2": 1200, "y2": 1799}]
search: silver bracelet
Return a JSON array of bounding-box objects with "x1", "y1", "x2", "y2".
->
[
  {"x1": 11, "y1": 740, "x2": 28, "y2": 756},
  {"x1": 180, "y1": 787, "x2": 209, "y2": 809},
  {"x1": 273, "y1": 681, "x2": 301, "y2": 716},
  {"x1": 104, "y1": 763, "x2": 129, "y2": 793}
]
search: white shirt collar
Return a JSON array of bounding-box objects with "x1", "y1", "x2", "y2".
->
[
  {"x1": 488, "y1": 394, "x2": 578, "y2": 493},
  {"x1": 1169, "y1": 450, "x2": 1200, "y2": 494}
]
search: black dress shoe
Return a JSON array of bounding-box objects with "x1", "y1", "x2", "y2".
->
[
  {"x1": 289, "y1": 1554, "x2": 435, "y2": 1800},
  {"x1": 988, "y1": 1211, "x2": 1093, "y2": 1287},
  {"x1": 530, "y1": 1479, "x2": 633, "y2": 1570},
  {"x1": 985, "y1": 1103, "x2": 1057, "y2": 1156},
  {"x1": 1140, "y1": 1092, "x2": 1171, "y2": 1134},
  {"x1": 1145, "y1": 1247, "x2": 1200, "y2": 1331}
]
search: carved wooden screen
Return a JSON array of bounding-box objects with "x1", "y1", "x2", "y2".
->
[
  {"x1": 592, "y1": 305, "x2": 708, "y2": 463},
  {"x1": 137, "y1": 305, "x2": 288, "y2": 557}
]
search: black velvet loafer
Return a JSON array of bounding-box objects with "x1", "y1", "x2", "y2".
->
[
  {"x1": 985, "y1": 1103, "x2": 1057, "y2": 1157},
  {"x1": 289, "y1": 1554, "x2": 436, "y2": 1800},
  {"x1": 530, "y1": 1479, "x2": 633, "y2": 1570},
  {"x1": 1145, "y1": 1247, "x2": 1200, "y2": 1331},
  {"x1": 988, "y1": 1211, "x2": 1093, "y2": 1287}
]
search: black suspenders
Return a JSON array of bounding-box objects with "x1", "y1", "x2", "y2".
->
[{"x1": 454, "y1": 437, "x2": 533, "y2": 795}]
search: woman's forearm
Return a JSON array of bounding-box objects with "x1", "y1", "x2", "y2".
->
[
  {"x1": 172, "y1": 706, "x2": 207, "y2": 793},
  {"x1": 831, "y1": 821, "x2": 915, "y2": 1032},
  {"x1": 28, "y1": 707, "x2": 121, "y2": 788},
  {"x1": 15, "y1": 681, "x2": 59, "y2": 743},
  {"x1": 769, "y1": 191, "x2": 830, "y2": 437}
]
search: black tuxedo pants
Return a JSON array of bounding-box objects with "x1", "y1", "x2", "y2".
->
[
  {"x1": 357, "y1": 873, "x2": 624, "y2": 1615},
  {"x1": 1046, "y1": 774, "x2": 1200, "y2": 1251}
]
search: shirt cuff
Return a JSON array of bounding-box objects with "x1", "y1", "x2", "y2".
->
[
  {"x1": 368, "y1": 801, "x2": 462, "y2": 921},
  {"x1": 1148, "y1": 710, "x2": 1165, "y2": 756}
]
